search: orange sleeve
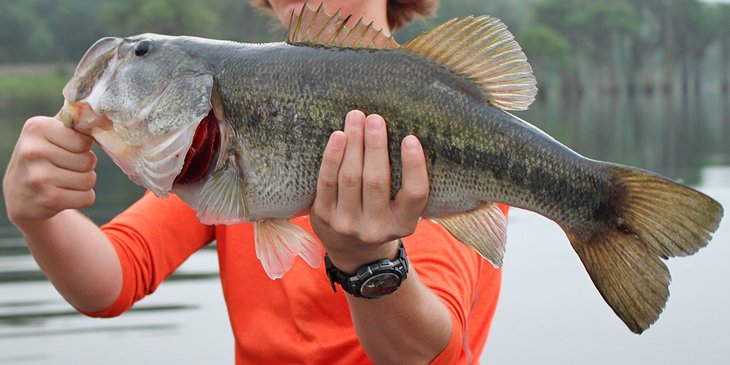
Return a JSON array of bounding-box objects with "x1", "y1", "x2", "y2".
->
[
  {"x1": 79, "y1": 191, "x2": 215, "y2": 318},
  {"x1": 406, "y1": 205, "x2": 508, "y2": 365}
]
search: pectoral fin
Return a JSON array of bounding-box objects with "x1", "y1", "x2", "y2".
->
[
  {"x1": 195, "y1": 155, "x2": 249, "y2": 225},
  {"x1": 254, "y1": 219, "x2": 323, "y2": 279},
  {"x1": 429, "y1": 203, "x2": 508, "y2": 267}
]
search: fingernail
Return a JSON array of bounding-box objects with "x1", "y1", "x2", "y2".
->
[
  {"x1": 346, "y1": 111, "x2": 364, "y2": 129},
  {"x1": 366, "y1": 116, "x2": 384, "y2": 131},
  {"x1": 404, "y1": 135, "x2": 420, "y2": 151},
  {"x1": 329, "y1": 132, "x2": 345, "y2": 150}
]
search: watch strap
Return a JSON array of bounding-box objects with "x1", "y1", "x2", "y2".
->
[{"x1": 325, "y1": 239, "x2": 409, "y2": 298}]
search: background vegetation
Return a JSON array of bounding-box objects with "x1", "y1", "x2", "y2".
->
[
  {"x1": 0, "y1": 0, "x2": 727, "y2": 117},
  {"x1": 1, "y1": 0, "x2": 728, "y2": 100}
]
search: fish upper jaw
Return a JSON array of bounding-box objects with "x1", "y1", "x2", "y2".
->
[{"x1": 63, "y1": 37, "x2": 122, "y2": 105}]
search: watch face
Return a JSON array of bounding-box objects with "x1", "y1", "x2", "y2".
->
[{"x1": 361, "y1": 273, "x2": 401, "y2": 299}]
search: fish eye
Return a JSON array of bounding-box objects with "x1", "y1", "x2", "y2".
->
[{"x1": 135, "y1": 39, "x2": 153, "y2": 56}]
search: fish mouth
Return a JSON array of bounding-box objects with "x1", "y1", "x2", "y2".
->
[{"x1": 174, "y1": 110, "x2": 221, "y2": 185}]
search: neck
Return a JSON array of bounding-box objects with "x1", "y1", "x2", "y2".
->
[{"x1": 320, "y1": 0, "x2": 391, "y2": 36}]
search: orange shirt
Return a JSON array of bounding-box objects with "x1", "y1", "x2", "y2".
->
[{"x1": 82, "y1": 192, "x2": 504, "y2": 364}]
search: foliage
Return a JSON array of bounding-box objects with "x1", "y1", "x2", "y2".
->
[
  {"x1": 0, "y1": 73, "x2": 67, "y2": 119},
  {"x1": 99, "y1": 0, "x2": 221, "y2": 36},
  {"x1": 0, "y1": 1, "x2": 54, "y2": 62},
  {"x1": 0, "y1": 0, "x2": 279, "y2": 63},
  {"x1": 0, "y1": 0, "x2": 727, "y2": 97},
  {"x1": 517, "y1": 25, "x2": 570, "y2": 75}
]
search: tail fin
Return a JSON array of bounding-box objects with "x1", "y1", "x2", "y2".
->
[{"x1": 566, "y1": 165, "x2": 723, "y2": 334}]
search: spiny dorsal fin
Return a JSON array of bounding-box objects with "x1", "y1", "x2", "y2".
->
[
  {"x1": 287, "y1": 2, "x2": 398, "y2": 49},
  {"x1": 401, "y1": 15, "x2": 537, "y2": 111}
]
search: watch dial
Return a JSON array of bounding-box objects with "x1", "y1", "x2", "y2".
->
[{"x1": 361, "y1": 273, "x2": 401, "y2": 298}]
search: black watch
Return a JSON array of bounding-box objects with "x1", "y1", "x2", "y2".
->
[{"x1": 324, "y1": 240, "x2": 409, "y2": 299}]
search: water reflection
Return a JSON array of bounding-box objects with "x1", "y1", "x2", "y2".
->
[
  {"x1": 0, "y1": 304, "x2": 194, "y2": 327},
  {"x1": 513, "y1": 91, "x2": 730, "y2": 184},
  {"x1": 700, "y1": 165, "x2": 730, "y2": 187}
]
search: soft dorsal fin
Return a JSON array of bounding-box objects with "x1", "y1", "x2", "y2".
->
[
  {"x1": 287, "y1": 2, "x2": 398, "y2": 49},
  {"x1": 401, "y1": 16, "x2": 537, "y2": 111}
]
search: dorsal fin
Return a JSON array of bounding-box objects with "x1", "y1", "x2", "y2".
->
[
  {"x1": 287, "y1": 2, "x2": 398, "y2": 49},
  {"x1": 401, "y1": 16, "x2": 537, "y2": 111}
]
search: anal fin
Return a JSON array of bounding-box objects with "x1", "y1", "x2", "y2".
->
[
  {"x1": 254, "y1": 219, "x2": 323, "y2": 279},
  {"x1": 429, "y1": 203, "x2": 507, "y2": 267}
]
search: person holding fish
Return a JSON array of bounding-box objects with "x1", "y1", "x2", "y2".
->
[
  {"x1": 5, "y1": 0, "x2": 724, "y2": 362},
  {"x1": 2, "y1": 0, "x2": 509, "y2": 364}
]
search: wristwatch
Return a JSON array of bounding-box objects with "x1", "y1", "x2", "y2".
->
[{"x1": 324, "y1": 240, "x2": 409, "y2": 299}]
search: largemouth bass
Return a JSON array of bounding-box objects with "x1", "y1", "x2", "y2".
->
[{"x1": 58, "y1": 4, "x2": 722, "y2": 334}]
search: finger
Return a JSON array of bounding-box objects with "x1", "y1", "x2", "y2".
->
[
  {"x1": 314, "y1": 131, "x2": 346, "y2": 212},
  {"x1": 47, "y1": 147, "x2": 97, "y2": 173},
  {"x1": 337, "y1": 110, "x2": 366, "y2": 214},
  {"x1": 38, "y1": 117, "x2": 94, "y2": 153},
  {"x1": 362, "y1": 114, "x2": 392, "y2": 219},
  {"x1": 41, "y1": 187, "x2": 96, "y2": 211},
  {"x1": 393, "y1": 135, "x2": 430, "y2": 227},
  {"x1": 43, "y1": 167, "x2": 97, "y2": 192}
]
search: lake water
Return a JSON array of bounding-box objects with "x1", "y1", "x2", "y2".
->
[{"x1": 0, "y1": 91, "x2": 728, "y2": 364}]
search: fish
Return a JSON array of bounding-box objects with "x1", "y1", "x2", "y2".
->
[{"x1": 57, "y1": 3, "x2": 723, "y2": 334}]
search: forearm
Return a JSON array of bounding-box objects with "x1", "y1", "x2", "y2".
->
[
  {"x1": 17, "y1": 209, "x2": 122, "y2": 312},
  {"x1": 311, "y1": 112, "x2": 452, "y2": 363},
  {"x1": 345, "y1": 269, "x2": 452, "y2": 365}
]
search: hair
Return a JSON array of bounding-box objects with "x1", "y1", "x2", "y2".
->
[{"x1": 249, "y1": 0, "x2": 439, "y2": 31}]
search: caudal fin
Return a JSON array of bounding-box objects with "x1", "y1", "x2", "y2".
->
[{"x1": 566, "y1": 165, "x2": 723, "y2": 334}]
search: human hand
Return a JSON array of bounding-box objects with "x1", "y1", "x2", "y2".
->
[
  {"x1": 310, "y1": 110, "x2": 430, "y2": 272},
  {"x1": 3, "y1": 116, "x2": 97, "y2": 228}
]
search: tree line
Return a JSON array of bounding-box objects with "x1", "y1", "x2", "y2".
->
[
  {"x1": 517, "y1": 0, "x2": 730, "y2": 99},
  {"x1": 1, "y1": 0, "x2": 728, "y2": 98}
]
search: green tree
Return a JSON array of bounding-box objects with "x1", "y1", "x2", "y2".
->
[
  {"x1": 626, "y1": 0, "x2": 666, "y2": 95},
  {"x1": 714, "y1": 4, "x2": 730, "y2": 94},
  {"x1": 517, "y1": 24, "x2": 570, "y2": 99},
  {"x1": 210, "y1": 0, "x2": 285, "y2": 42},
  {"x1": 37, "y1": 0, "x2": 112, "y2": 61},
  {"x1": 0, "y1": 1, "x2": 53, "y2": 62},
  {"x1": 99, "y1": 0, "x2": 221, "y2": 37},
  {"x1": 397, "y1": 0, "x2": 535, "y2": 42},
  {"x1": 671, "y1": 0, "x2": 714, "y2": 99},
  {"x1": 565, "y1": 0, "x2": 639, "y2": 94},
  {"x1": 531, "y1": 0, "x2": 586, "y2": 96}
]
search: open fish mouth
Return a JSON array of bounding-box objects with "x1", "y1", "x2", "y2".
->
[{"x1": 174, "y1": 110, "x2": 221, "y2": 185}]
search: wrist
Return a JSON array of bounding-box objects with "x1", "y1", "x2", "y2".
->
[
  {"x1": 325, "y1": 239, "x2": 409, "y2": 299},
  {"x1": 11, "y1": 214, "x2": 55, "y2": 234},
  {"x1": 324, "y1": 239, "x2": 400, "y2": 273}
]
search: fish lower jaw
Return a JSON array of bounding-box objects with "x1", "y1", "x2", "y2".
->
[{"x1": 58, "y1": 100, "x2": 105, "y2": 134}]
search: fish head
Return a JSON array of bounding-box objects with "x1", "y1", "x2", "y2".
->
[{"x1": 61, "y1": 34, "x2": 217, "y2": 196}]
